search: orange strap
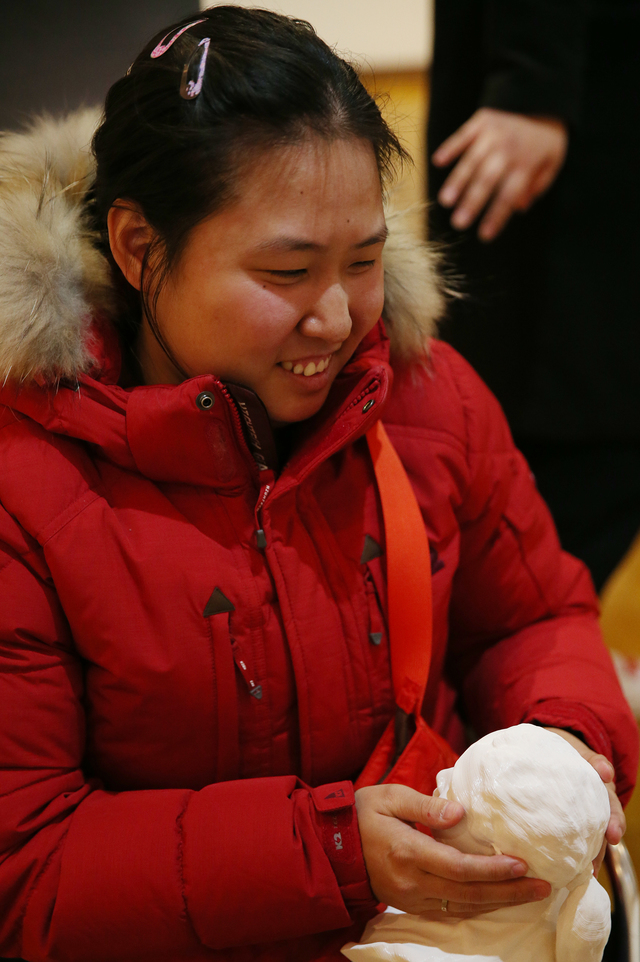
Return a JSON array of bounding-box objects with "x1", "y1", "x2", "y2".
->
[{"x1": 366, "y1": 420, "x2": 433, "y2": 718}]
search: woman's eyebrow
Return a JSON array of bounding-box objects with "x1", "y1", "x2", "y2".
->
[
  {"x1": 253, "y1": 238, "x2": 320, "y2": 254},
  {"x1": 354, "y1": 226, "x2": 389, "y2": 249},
  {"x1": 252, "y1": 225, "x2": 389, "y2": 255}
]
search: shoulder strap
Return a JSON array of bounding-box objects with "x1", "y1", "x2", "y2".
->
[{"x1": 366, "y1": 419, "x2": 433, "y2": 718}]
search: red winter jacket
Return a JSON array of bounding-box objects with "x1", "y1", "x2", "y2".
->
[
  {"x1": 0, "y1": 321, "x2": 637, "y2": 961},
  {"x1": 0, "y1": 112, "x2": 636, "y2": 962}
]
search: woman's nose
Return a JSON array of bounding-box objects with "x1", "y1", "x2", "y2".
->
[{"x1": 298, "y1": 283, "x2": 352, "y2": 344}]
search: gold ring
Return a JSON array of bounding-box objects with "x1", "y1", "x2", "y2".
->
[{"x1": 441, "y1": 899, "x2": 448, "y2": 912}]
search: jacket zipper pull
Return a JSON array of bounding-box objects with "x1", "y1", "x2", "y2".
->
[
  {"x1": 230, "y1": 637, "x2": 263, "y2": 700},
  {"x1": 255, "y1": 480, "x2": 272, "y2": 550}
]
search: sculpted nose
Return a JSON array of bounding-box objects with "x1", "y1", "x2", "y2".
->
[{"x1": 298, "y1": 284, "x2": 352, "y2": 344}]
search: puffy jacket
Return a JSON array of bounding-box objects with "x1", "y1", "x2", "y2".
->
[{"x1": 0, "y1": 112, "x2": 636, "y2": 962}]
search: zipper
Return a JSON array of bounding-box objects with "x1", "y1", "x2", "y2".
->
[
  {"x1": 218, "y1": 373, "x2": 381, "y2": 545},
  {"x1": 214, "y1": 379, "x2": 275, "y2": 547},
  {"x1": 342, "y1": 380, "x2": 378, "y2": 416},
  {"x1": 230, "y1": 636, "x2": 263, "y2": 700},
  {"x1": 254, "y1": 481, "x2": 272, "y2": 550},
  {"x1": 256, "y1": 482, "x2": 271, "y2": 514},
  {"x1": 215, "y1": 379, "x2": 262, "y2": 482},
  {"x1": 277, "y1": 376, "x2": 383, "y2": 493}
]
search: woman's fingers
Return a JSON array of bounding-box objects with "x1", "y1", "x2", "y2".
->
[
  {"x1": 604, "y1": 781, "x2": 626, "y2": 845},
  {"x1": 355, "y1": 784, "x2": 550, "y2": 917},
  {"x1": 416, "y1": 837, "x2": 550, "y2": 906},
  {"x1": 435, "y1": 872, "x2": 550, "y2": 906},
  {"x1": 412, "y1": 832, "x2": 526, "y2": 883},
  {"x1": 543, "y1": 728, "x2": 626, "y2": 850},
  {"x1": 417, "y1": 893, "x2": 548, "y2": 920},
  {"x1": 360, "y1": 782, "x2": 464, "y2": 828},
  {"x1": 430, "y1": 900, "x2": 530, "y2": 917}
]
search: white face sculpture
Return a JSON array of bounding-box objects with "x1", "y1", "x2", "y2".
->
[
  {"x1": 433, "y1": 725, "x2": 610, "y2": 889},
  {"x1": 343, "y1": 726, "x2": 613, "y2": 962}
]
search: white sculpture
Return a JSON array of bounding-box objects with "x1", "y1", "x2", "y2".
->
[{"x1": 343, "y1": 725, "x2": 611, "y2": 962}]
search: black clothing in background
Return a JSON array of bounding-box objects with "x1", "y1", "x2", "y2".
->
[
  {"x1": 0, "y1": 0, "x2": 195, "y2": 131},
  {"x1": 428, "y1": 0, "x2": 640, "y2": 589}
]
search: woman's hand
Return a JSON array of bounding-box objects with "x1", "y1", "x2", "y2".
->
[
  {"x1": 432, "y1": 108, "x2": 568, "y2": 241},
  {"x1": 543, "y1": 728, "x2": 625, "y2": 873},
  {"x1": 355, "y1": 784, "x2": 551, "y2": 918}
]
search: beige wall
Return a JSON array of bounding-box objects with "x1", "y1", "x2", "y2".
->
[
  {"x1": 200, "y1": 0, "x2": 433, "y2": 70},
  {"x1": 363, "y1": 71, "x2": 429, "y2": 228}
]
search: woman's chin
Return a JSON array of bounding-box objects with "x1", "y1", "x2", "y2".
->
[{"x1": 265, "y1": 388, "x2": 332, "y2": 428}]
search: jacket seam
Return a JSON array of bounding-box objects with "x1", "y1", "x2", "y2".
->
[
  {"x1": 41, "y1": 492, "x2": 102, "y2": 546},
  {"x1": 176, "y1": 797, "x2": 199, "y2": 938},
  {"x1": 500, "y1": 515, "x2": 551, "y2": 611}
]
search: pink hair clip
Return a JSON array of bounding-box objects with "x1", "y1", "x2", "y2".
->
[
  {"x1": 179, "y1": 37, "x2": 210, "y2": 100},
  {"x1": 150, "y1": 19, "x2": 206, "y2": 59}
]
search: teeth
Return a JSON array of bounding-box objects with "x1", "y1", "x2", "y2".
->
[{"x1": 282, "y1": 356, "x2": 331, "y2": 375}]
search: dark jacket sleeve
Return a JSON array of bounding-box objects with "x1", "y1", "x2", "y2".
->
[
  {"x1": 479, "y1": 0, "x2": 590, "y2": 125},
  {"x1": 0, "y1": 511, "x2": 373, "y2": 962},
  {"x1": 440, "y1": 345, "x2": 638, "y2": 806}
]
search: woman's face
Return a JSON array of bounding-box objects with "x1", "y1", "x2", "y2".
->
[{"x1": 138, "y1": 136, "x2": 387, "y2": 425}]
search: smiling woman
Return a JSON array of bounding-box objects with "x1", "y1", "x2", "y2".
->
[
  {"x1": 109, "y1": 137, "x2": 387, "y2": 425},
  {"x1": 0, "y1": 5, "x2": 636, "y2": 962}
]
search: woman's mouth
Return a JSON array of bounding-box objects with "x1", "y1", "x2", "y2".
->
[{"x1": 279, "y1": 355, "x2": 332, "y2": 376}]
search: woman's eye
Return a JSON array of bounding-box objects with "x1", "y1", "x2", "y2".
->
[
  {"x1": 264, "y1": 269, "x2": 307, "y2": 279},
  {"x1": 350, "y1": 260, "x2": 376, "y2": 272}
]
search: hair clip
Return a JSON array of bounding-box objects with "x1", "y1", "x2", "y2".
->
[
  {"x1": 179, "y1": 37, "x2": 210, "y2": 100},
  {"x1": 150, "y1": 19, "x2": 206, "y2": 59}
]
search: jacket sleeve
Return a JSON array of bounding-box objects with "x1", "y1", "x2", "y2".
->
[
  {"x1": 0, "y1": 513, "x2": 374, "y2": 961},
  {"x1": 479, "y1": 0, "x2": 589, "y2": 126},
  {"x1": 442, "y1": 347, "x2": 638, "y2": 806}
]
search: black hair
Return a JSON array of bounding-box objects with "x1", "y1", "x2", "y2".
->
[{"x1": 90, "y1": 4, "x2": 408, "y2": 364}]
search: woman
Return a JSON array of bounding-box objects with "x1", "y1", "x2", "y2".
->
[{"x1": 0, "y1": 7, "x2": 635, "y2": 961}]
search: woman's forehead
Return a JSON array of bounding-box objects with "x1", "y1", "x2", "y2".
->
[
  {"x1": 237, "y1": 136, "x2": 382, "y2": 204},
  {"x1": 198, "y1": 136, "x2": 386, "y2": 252}
]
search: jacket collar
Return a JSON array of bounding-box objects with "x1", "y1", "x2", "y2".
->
[{"x1": 0, "y1": 318, "x2": 393, "y2": 490}]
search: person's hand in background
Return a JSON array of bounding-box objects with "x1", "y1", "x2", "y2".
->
[{"x1": 432, "y1": 108, "x2": 568, "y2": 241}]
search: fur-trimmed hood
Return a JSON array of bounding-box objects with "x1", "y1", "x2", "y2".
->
[{"x1": 0, "y1": 110, "x2": 444, "y2": 384}]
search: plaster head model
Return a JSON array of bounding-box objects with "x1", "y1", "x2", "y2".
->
[{"x1": 343, "y1": 725, "x2": 611, "y2": 962}]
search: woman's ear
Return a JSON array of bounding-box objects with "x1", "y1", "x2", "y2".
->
[{"x1": 107, "y1": 202, "x2": 155, "y2": 291}]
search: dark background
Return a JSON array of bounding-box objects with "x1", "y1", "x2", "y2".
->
[{"x1": 0, "y1": 0, "x2": 198, "y2": 130}]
